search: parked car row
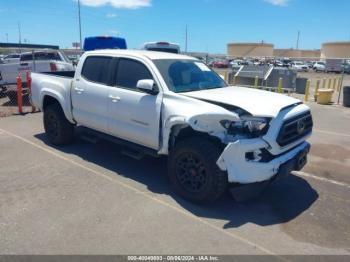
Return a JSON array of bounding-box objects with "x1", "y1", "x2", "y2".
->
[{"x1": 207, "y1": 56, "x2": 350, "y2": 74}]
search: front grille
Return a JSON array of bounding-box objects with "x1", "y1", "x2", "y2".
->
[{"x1": 277, "y1": 111, "x2": 313, "y2": 147}]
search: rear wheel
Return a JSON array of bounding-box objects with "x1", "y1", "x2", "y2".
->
[
  {"x1": 168, "y1": 137, "x2": 228, "y2": 204},
  {"x1": 44, "y1": 103, "x2": 74, "y2": 146}
]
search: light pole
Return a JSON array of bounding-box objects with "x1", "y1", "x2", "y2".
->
[
  {"x1": 6, "y1": 33, "x2": 8, "y2": 43},
  {"x1": 185, "y1": 25, "x2": 188, "y2": 53},
  {"x1": 18, "y1": 22, "x2": 22, "y2": 53},
  {"x1": 296, "y1": 30, "x2": 300, "y2": 49},
  {"x1": 78, "y1": 0, "x2": 82, "y2": 51}
]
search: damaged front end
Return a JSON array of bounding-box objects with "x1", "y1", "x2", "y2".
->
[
  {"x1": 188, "y1": 111, "x2": 311, "y2": 201},
  {"x1": 160, "y1": 94, "x2": 312, "y2": 201}
]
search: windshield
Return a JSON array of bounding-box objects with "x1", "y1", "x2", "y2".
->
[{"x1": 153, "y1": 59, "x2": 227, "y2": 93}]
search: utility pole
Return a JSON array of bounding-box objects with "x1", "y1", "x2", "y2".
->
[
  {"x1": 78, "y1": 0, "x2": 82, "y2": 51},
  {"x1": 18, "y1": 22, "x2": 22, "y2": 53},
  {"x1": 185, "y1": 25, "x2": 188, "y2": 53},
  {"x1": 296, "y1": 30, "x2": 300, "y2": 49}
]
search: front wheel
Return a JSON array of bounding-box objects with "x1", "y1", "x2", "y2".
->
[
  {"x1": 168, "y1": 137, "x2": 228, "y2": 204},
  {"x1": 44, "y1": 103, "x2": 74, "y2": 146}
]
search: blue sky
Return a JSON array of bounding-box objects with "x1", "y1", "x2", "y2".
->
[{"x1": 0, "y1": 0, "x2": 349, "y2": 53}]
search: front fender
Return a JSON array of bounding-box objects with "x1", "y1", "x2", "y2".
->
[{"x1": 158, "y1": 112, "x2": 239, "y2": 155}]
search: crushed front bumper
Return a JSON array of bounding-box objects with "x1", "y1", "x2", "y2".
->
[
  {"x1": 217, "y1": 139, "x2": 310, "y2": 201},
  {"x1": 217, "y1": 139, "x2": 310, "y2": 184}
]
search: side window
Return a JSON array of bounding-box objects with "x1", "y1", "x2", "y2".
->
[
  {"x1": 20, "y1": 54, "x2": 33, "y2": 61},
  {"x1": 116, "y1": 58, "x2": 153, "y2": 90},
  {"x1": 81, "y1": 56, "x2": 112, "y2": 85}
]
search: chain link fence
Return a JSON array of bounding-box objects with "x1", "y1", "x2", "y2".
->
[{"x1": 0, "y1": 78, "x2": 38, "y2": 117}]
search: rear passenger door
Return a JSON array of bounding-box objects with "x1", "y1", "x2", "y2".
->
[
  {"x1": 72, "y1": 56, "x2": 113, "y2": 133},
  {"x1": 108, "y1": 57, "x2": 162, "y2": 150}
]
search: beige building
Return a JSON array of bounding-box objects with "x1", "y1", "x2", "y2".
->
[
  {"x1": 227, "y1": 42, "x2": 274, "y2": 58},
  {"x1": 321, "y1": 42, "x2": 350, "y2": 59}
]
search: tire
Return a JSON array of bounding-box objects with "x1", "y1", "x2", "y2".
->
[
  {"x1": 44, "y1": 103, "x2": 74, "y2": 146},
  {"x1": 168, "y1": 137, "x2": 228, "y2": 204}
]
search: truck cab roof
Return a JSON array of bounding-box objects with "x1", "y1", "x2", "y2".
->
[{"x1": 84, "y1": 49, "x2": 195, "y2": 61}]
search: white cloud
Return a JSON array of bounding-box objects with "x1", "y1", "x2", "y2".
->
[
  {"x1": 109, "y1": 30, "x2": 119, "y2": 35},
  {"x1": 79, "y1": 0, "x2": 151, "y2": 9},
  {"x1": 106, "y1": 13, "x2": 118, "y2": 18},
  {"x1": 264, "y1": 0, "x2": 289, "y2": 6}
]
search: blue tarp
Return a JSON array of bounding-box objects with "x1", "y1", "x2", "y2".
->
[{"x1": 83, "y1": 36, "x2": 127, "y2": 51}]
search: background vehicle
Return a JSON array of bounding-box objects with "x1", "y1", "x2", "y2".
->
[
  {"x1": 212, "y1": 60, "x2": 229, "y2": 68},
  {"x1": 306, "y1": 61, "x2": 314, "y2": 69},
  {"x1": 30, "y1": 50, "x2": 312, "y2": 204},
  {"x1": 281, "y1": 59, "x2": 292, "y2": 67},
  {"x1": 141, "y1": 42, "x2": 180, "y2": 54},
  {"x1": 83, "y1": 36, "x2": 127, "y2": 51},
  {"x1": 325, "y1": 59, "x2": 343, "y2": 73},
  {"x1": 0, "y1": 50, "x2": 74, "y2": 86},
  {"x1": 290, "y1": 61, "x2": 309, "y2": 72},
  {"x1": 274, "y1": 60, "x2": 284, "y2": 67},
  {"x1": 1, "y1": 53, "x2": 20, "y2": 64},
  {"x1": 229, "y1": 59, "x2": 242, "y2": 67},
  {"x1": 0, "y1": 50, "x2": 74, "y2": 101},
  {"x1": 313, "y1": 61, "x2": 326, "y2": 72},
  {"x1": 67, "y1": 55, "x2": 81, "y2": 67},
  {"x1": 342, "y1": 63, "x2": 350, "y2": 74}
]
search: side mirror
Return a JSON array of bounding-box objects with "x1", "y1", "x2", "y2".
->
[{"x1": 136, "y1": 79, "x2": 158, "y2": 95}]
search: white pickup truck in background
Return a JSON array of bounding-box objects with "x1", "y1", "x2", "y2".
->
[
  {"x1": 30, "y1": 50, "x2": 313, "y2": 203},
  {"x1": 0, "y1": 50, "x2": 74, "y2": 101}
]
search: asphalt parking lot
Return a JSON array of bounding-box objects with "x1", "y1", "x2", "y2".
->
[{"x1": 0, "y1": 100, "x2": 350, "y2": 255}]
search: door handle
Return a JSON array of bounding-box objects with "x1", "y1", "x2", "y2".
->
[
  {"x1": 109, "y1": 95, "x2": 121, "y2": 102},
  {"x1": 74, "y1": 87, "x2": 85, "y2": 93}
]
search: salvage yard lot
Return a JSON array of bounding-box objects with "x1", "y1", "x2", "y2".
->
[{"x1": 0, "y1": 102, "x2": 350, "y2": 255}]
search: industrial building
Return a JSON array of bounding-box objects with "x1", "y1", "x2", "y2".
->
[{"x1": 0, "y1": 43, "x2": 59, "y2": 54}]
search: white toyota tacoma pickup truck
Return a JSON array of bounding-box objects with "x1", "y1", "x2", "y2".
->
[{"x1": 31, "y1": 50, "x2": 313, "y2": 203}]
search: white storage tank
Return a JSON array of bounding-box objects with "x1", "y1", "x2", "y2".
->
[{"x1": 321, "y1": 42, "x2": 350, "y2": 59}]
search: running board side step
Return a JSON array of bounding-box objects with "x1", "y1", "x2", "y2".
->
[
  {"x1": 121, "y1": 149, "x2": 145, "y2": 160},
  {"x1": 76, "y1": 126, "x2": 159, "y2": 159}
]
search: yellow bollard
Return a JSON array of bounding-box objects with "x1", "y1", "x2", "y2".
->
[
  {"x1": 304, "y1": 80, "x2": 311, "y2": 102},
  {"x1": 327, "y1": 78, "x2": 331, "y2": 89},
  {"x1": 277, "y1": 78, "x2": 283, "y2": 93},
  {"x1": 254, "y1": 76, "x2": 259, "y2": 88},
  {"x1": 322, "y1": 78, "x2": 326, "y2": 89},
  {"x1": 332, "y1": 78, "x2": 336, "y2": 90},
  {"x1": 334, "y1": 78, "x2": 338, "y2": 92},
  {"x1": 314, "y1": 80, "x2": 320, "y2": 101}
]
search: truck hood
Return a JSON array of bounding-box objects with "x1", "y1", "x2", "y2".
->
[{"x1": 182, "y1": 86, "x2": 301, "y2": 117}]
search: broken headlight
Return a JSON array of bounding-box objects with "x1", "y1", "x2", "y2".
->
[{"x1": 220, "y1": 117, "x2": 269, "y2": 137}]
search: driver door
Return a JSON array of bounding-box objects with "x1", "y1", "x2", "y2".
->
[{"x1": 108, "y1": 57, "x2": 162, "y2": 150}]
